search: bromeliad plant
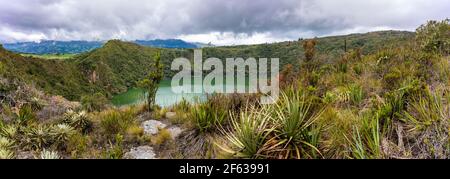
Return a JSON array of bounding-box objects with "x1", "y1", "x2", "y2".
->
[
  {"x1": 220, "y1": 88, "x2": 325, "y2": 159},
  {"x1": 268, "y1": 89, "x2": 324, "y2": 159},
  {"x1": 219, "y1": 106, "x2": 273, "y2": 158},
  {"x1": 62, "y1": 110, "x2": 92, "y2": 133}
]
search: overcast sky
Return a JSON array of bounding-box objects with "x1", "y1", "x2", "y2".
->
[{"x1": 0, "y1": 0, "x2": 448, "y2": 45}]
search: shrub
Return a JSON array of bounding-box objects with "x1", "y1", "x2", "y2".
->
[
  {"x1": 190, "y1": 94, "x2": 229, "y2": 133},
  {"x1": 102, "y1": 134, "x2": 124, "y2": 159},
  {"x1": 303, "y1": 39, "x2": 317, "y2": 62},
  {"x1": 347, "y1": 115, "x2": 382, "y2": 159},
  {"x1": 151, "y1": 128, "x2": 172, "y2": 145},
  {"x1": 67, "y1": 133, "x2": 89, "y2": 158},
  {"x1": 125, "y1": 125, "x2": 145, "y2": 143},
  {"x1": 401, "y1": 89, "x2": 450, "y2": 158},
  {"x1": 416, "y1": 19, "x2": 450, "y2": 55},
  {"x1": 100, "y1": 109, "x2": 136, "y2": 136},
  {"x1": 81, "y1": 93, "x2": 109, "y2": 112},
  {"x1": 16, "y1": 105, "x2": 36, "y2": 125},
  {"x1": 348, "y1": 84, "x2": 364, "y2": 106}
]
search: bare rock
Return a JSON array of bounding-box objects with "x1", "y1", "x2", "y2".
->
[
  {"x1": 167, "y1": 126, "x2": 184, "y2": 139},
  {"x1": 124, "y1": 146, "x2": 157, "y2": 159},
  {"x1": 37, "y1": 95, "x2": 80, "y2": 122},
  {"x1": 142, "y1": 120, "x2": 167, "y2": 135}
]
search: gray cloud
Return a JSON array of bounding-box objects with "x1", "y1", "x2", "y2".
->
[{"x1": 0, "y1": 0, "x2": 448, "y2": 44}]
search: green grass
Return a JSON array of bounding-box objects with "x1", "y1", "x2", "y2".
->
[{"x1": 20, "y1": 53, "x2": 77, "y2": 60}]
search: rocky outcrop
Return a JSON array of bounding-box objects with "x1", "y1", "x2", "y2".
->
[
  {"x1": 142, "y1": 120, "x2": 167, "y2": 135},
  {"x1": 123, "y1": 146, "x2": 157, "y2": 159}
]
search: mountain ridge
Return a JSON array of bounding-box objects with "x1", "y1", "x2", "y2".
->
[
  {"x1": 1, "y1": 30, "x2": 415, "y2": 100},
  {"x1": 2, "y1": 39, "x2": 203, "y2": 54}
]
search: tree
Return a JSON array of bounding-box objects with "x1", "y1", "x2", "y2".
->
[
  {"x1": 138, "y1": 51, "x2": 164, "y2": 111},
  {"x1": 416, "y1": 19, "x2": 450, "y2": 55}
]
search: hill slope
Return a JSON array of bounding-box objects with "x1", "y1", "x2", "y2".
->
[
  {"x1": 1, "y1": 31, "x2": 415, "y2": 100},
  {"x1": 3, "y1": 39, "x2": 201, "y2": 55},
  {"x1": 0, "y1": 44, "x2": 99, "y2": 100}
]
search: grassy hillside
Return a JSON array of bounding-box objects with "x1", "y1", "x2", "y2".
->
[
  {"x1": 74, "y1": 40, "x2": 162, "y2": 95},
  {"x1": 0, "y1": 45, "x2": 99, "y2": 100},
  {"x1": 0, "y1": 20, "x2": 448, "y2": 159},
  {"x1": 1, "y1": 31, "x2": 415, "y2": 101}
]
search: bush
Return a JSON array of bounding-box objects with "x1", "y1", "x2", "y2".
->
[
  {"x1": 100, "y1": 109, "x2": 137, "y2": 136},
  {"x1": 401, "y1": 88, "x2": 450, "y2": 158},
  {"x1": 125, "y1": 125, "x2": 145, "y2": 143},
  {"x1": 16, "y1": 105, "x2": 36, "y2": 125},
  {"x1": 190, "y1": 94, "x2": 229, "y2": 133},
  {"x1": 67, "y1": 133, "x2": 89, "y2": 158},
  {"x1": 348, "y1": 115, "x2": 382, "y2": 159},
  {"x1": 81, "y1": 93, "x2": 109, "y2": 112},
  {"x1": 416, "y1": 19, "x2": 450, "y2": 55},
  {"x1": 102, "y1": 134, "x2": 124, "y2": 159},
  {"x1": 151, "y1": 128, "x2": 172, "y2": 145}
]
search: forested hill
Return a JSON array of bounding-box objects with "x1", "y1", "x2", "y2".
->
[
  {"x1": 2, "y1": 39, "x2": 201, "y2": 54},
  {"x1": 1, "y1": 31, "x2": 415, "y2": 100}
]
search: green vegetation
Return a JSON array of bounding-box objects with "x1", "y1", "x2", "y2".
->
[
  {"x1": 0, "y1": 20, "x2": 448, "y2": 159},
  {"x1": 20, "y1": 53, "x2": 78, "y2": 60},
  {"x1": 137, "y1": 51, "x2": 164, "y2": 111}
]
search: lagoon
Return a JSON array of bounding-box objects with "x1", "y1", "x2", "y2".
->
[{"x1": 111, "y1": 79, "x2": 249, "y2": 107}]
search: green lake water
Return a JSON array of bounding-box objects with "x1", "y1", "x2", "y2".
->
[{"x1": 111, "y1": 79, "x2": 249, "y2": 107}]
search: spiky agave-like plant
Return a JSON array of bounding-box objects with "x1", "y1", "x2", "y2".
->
[
  {"x1": 0, "y1": 148, "x2": 15, "y2": 159},
  {"x1": 269, "y1": 89, "x2": 324, "y2": 159},
  {"x1": 39, "y1": 149, "x2": 61, "y2": 159},
  {"x1": 51, "y1": 124, "x2": 76, "y2": 146},
  {"x1": 219, "y1": 105, "x2": 273, "y2": 158},
  {"x1": 63, "y1": 110, "x2": 92, "y2": 133},
  {"x1": 23, "y1": 125, "x2": 52, "y2": 150},
  {"x1": 0, "y1": 136, "x2": 14, "y2": 149}
]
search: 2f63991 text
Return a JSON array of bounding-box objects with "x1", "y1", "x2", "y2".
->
[{"x1": 223, "y1": 163, "x2": 269, "y2": 174}]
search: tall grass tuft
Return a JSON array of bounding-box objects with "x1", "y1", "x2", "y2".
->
[{"x1": 190, "y1": 94, "x2": 229, "y2": 133}]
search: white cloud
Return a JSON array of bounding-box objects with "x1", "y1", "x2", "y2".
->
[
  {"x1": 0, "y1": 0, "x2": 448, "y2": 44},
  {"x1": 178, "y1": 32, "x2": 292, "y2": 46}
]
